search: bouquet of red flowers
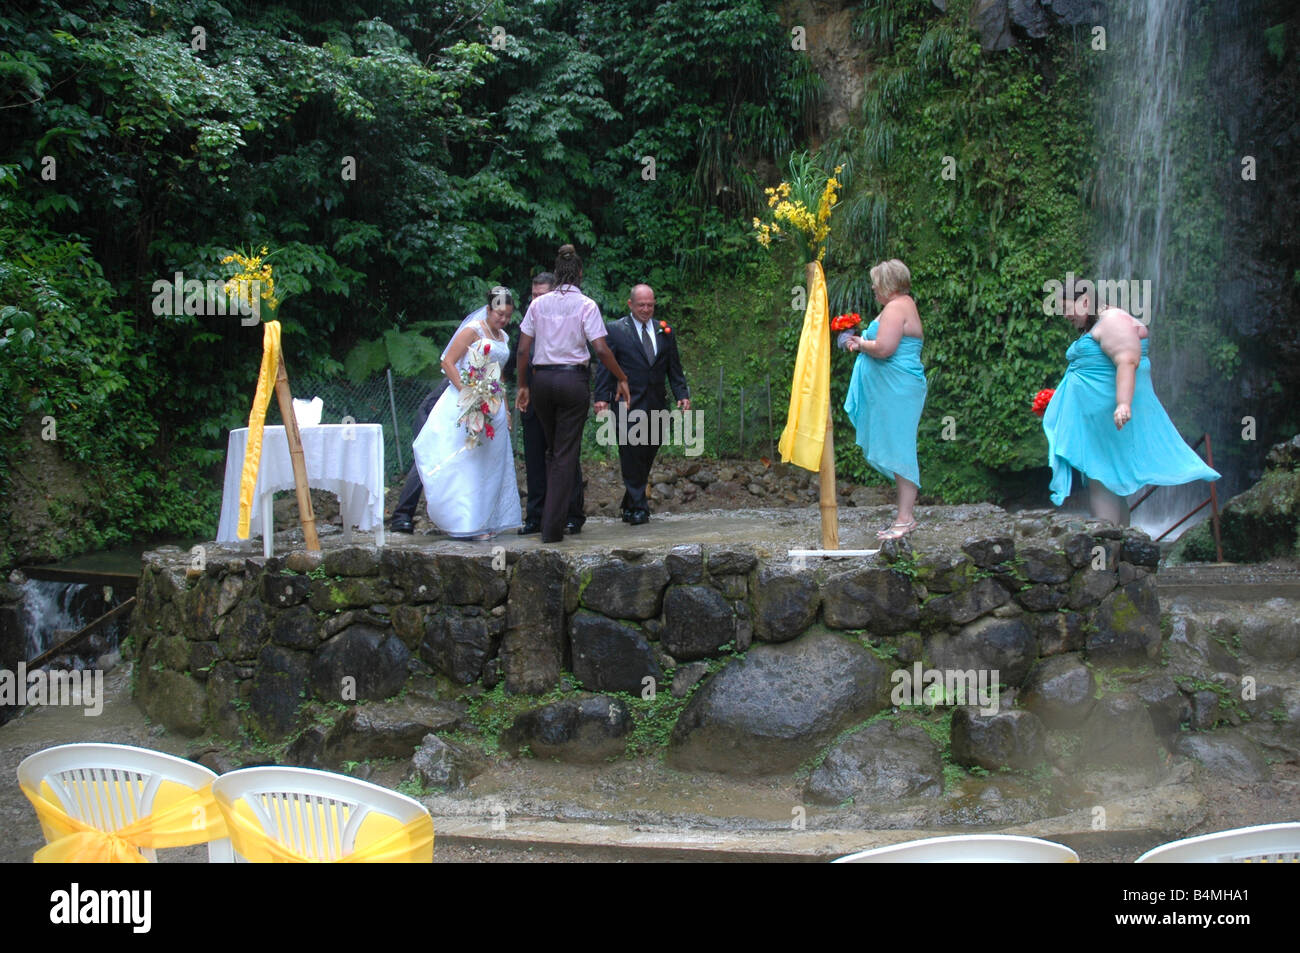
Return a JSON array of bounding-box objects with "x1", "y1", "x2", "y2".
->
[
  {"x1": 1031, "y1": 388, "x2": 1055, "y2": 417},
  {"x1": 831, "y1": 312, "x2": 861, "y2": 333},
  {"x1": 456, "y1": 339, "x2": 505, "y2": 448}
]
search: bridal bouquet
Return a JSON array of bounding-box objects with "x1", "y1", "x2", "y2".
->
[
  {"x1": 1031, "y1": 388, "x2": 1055, "y2": 417},
  {"x1": 456, "y1": 340, "x2": 505, "y2": 449}
]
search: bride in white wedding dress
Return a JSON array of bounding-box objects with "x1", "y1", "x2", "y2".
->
[{"x1": 412, "y1": 288, "x2": 522, "y2": 539}]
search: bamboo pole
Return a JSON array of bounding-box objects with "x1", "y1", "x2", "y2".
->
[
  {"x1": 819, "y1": 402, "x2": 839, "y2": 549},
  {"x1": 273, "y1": 351, "x2": 319, "y2": 551}
]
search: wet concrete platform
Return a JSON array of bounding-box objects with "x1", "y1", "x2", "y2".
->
[{"x1": 208, "y1": 503, "x2": 1016, "y2": 562}]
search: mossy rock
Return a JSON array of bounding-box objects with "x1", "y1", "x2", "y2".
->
[{"x1": 1169, "y1": 466, "x2": 1300, "y2": 563}]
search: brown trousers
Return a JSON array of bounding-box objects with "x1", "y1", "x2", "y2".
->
[{"x1": 530, "y1": 365, "x2": 590, "y2": 542}]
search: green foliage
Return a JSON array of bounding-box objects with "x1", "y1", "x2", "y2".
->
[
  {"x1": 671, "y1": 252, "x2": 794, "y2": 459},
  {"x1": 1265, "y1": 23, "x2": 1286, "y2": 64},
  {"x1": 822, "y1": 2, "x2": 1096, "y2": 500},
  {"x1": 343, "y1": 323, "x2": 460, "y2": 384},
  {"x1": 1172, "y1": 674, "x2": 1250, "y2": 726},
  {"x1": 617, "y1": 689, "x2": 691, "y2": 758},
  {"x1": 9, "y1": 0, "x2": 1228, "y2": 558},
  {"x1": 0, "y1": 0, "x2": 814, "y2": 555},
  {"x1": 396, "y1": 777, "x2": 437, "y2": 798},
  {"x1": 0, "y1": 183, "x2": 220, "y2": 552}
]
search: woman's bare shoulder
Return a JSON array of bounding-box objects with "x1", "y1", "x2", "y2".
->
[
  {"x1": 887, "y1": 295, "x2": 922, "y2": 336},
  {"x1": 1096, "y1": 307, "x2": 1146, "y2": 339}
]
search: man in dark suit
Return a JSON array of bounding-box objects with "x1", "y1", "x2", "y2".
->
[
  {"x1": 593, "y1": 284, "x2": 690, "y2": 524},
  {"x1": 513, "y1": 272, "x2": 586, "y2": 534}
]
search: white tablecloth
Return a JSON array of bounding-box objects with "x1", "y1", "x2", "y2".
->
[{"x1": 217, "y1": 424, "x2": 385, "y2": 552}]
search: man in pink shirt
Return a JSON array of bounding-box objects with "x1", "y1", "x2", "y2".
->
[{"x1": 516, "y1": 244, "x2": 630, "y2": 543}]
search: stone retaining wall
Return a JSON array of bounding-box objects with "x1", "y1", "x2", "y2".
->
[{"x1": 130, "y1": 512, "x2": 1175, "y2": 777}]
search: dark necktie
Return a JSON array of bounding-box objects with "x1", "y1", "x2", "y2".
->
[{"x1": 640, "y1": 322, "x2": 654, "y2": 363}]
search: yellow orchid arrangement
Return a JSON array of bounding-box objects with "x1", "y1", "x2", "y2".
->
[
  {"x1": 222, "y1": 245, "x2": 280, "y2": 320},
  {"x1": 752, "y1": 152, "x2": 842, "y2": 263}
]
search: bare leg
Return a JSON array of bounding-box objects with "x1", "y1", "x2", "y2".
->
[
  {"x1": 896, "y1": 475, "x2": 918, "y2": 524},
  {"x1": 880, "y1": 475, "x2": 919, "y2": 539},
  {"x1": 1088, "y1": 480, "x2": 1130, "y2": 527}
]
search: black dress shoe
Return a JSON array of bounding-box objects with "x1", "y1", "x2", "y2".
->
[
  {"x1": 627, "y1": 510, "x2": 649, "y2": 525},
  {"x1": 390, "y1": 514, "x2": 414, "y2": 533},
  {"x1": 518, "y1": 520, "x2": 541, "y2": 535},
  {"x1": 620, "y1": 509, "x2": 632, "y2": 523},
  {"x1": 565, "y1": 520, "x2": 583, "y2": 535}
]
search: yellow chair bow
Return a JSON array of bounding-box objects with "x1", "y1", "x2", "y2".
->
[
  {"x1": 21, "y1": 782, "x2": 228, "y2": 863},
  {"x1": 213, "y1": 789, "x2": 433, "y2": 863}
]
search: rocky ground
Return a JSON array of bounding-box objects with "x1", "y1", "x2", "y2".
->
[
  {"x1": 6, "y1": 551, "x2": 1300, "y2": 864},
  {"x1": 8, "y1": 450, "x2": 1299, "y2": 864},
  {"x1": 2, "y1": 656, "x2": 1298, "y2": 863}
]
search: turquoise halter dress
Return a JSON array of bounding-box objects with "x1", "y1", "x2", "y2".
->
[
  {"x1": 1042, "y1": 333, "x2": 1220, "y2": 505},
  {"x1": 843, "y1": 317, "x2": 927, "y2": 488}
]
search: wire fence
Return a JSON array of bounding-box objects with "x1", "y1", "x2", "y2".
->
[
  {"x1": 707, "y1": 369, "x2": 782, "y2": 461},
  {"x1": 264, "y1": 369, "x2": 435, "y2": 482},
  {"x1": 263, "y1": 364, "x2": 785, "y2": 482}
]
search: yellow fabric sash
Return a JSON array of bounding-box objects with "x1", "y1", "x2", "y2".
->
[
  {"x1": 21, "y1": 781, "x2": 227, "y2": 863},
  {"x1": 238, "y1": 320, "x2": 282, "y2": 538},
  {"x1": 778, "y1": 261, "x2": 831, "y2": 471},
  {"x1": 214, "y1": 790, "x2": 434, "y2": 863}
]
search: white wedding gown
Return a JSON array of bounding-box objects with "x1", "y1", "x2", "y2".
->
[{"x1": 412, "y1": 321, "x2": 522, "y2": 537}]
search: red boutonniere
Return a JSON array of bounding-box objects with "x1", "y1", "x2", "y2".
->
[
  {"x1": 831, "y1": 312, "x2": 861, "y2": 332},
  {"x1": 658, "y1": 320, "x2": 671, "y2": 334},
  {"x1": 1031, "y1": 388, "x2": 1055, "y2": 417}
]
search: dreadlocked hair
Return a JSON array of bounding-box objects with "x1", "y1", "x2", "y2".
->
[{"x1": 554, "y1": 244, "x2": 582, "y2": 287}]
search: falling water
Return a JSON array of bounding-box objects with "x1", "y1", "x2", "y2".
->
[
  {"x1": 1093, "y1": 0, "x2": 1229, "y2": 540},
  {"x1": 19, "y1": 580, "x2": 87, "y2": 660},
  {"x1": 1095, "y1": 0, "x2": 1191, "y2": 330}
]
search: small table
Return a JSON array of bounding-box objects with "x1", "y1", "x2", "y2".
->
[{"x1": 216, "y1": 424, "x2": 385, "y2": 556}]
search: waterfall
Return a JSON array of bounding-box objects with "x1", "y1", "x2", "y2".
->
[
  {"x1": 19, "y1": 580, "x2": 88, "y2": 660},
  {"x1": 1093, "y1": 0, "x2": 1234, "y2": 541}
]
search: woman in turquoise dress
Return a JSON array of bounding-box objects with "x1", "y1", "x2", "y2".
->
[
  {"x1": 842, "y1": 259, "x2": 928, "y2": 540},
  {"x1": 1042, "y1": 285, "x2": 1219, "y2": 525}
]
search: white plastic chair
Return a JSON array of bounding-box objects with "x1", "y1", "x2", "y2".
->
[
  {"x1": 211, "y1": 766, "x2": 432, "y2": 862},
  {"x1": 834, "y1": 834, "x2": 1079, "y2": 863},
  {"x1": 17, "y1": 742, "x2": 233, "y2": 862},
  {"x1": 1136, "y1": 822, "x2": 1300, "y2": 863}
]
